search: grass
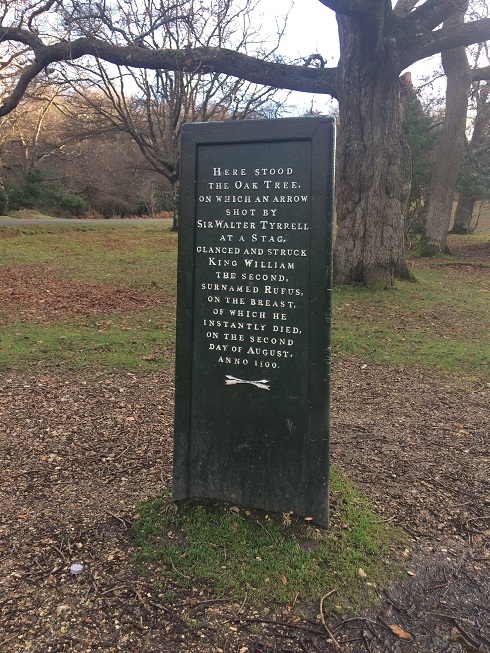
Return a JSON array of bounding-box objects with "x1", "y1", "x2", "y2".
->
[
  {"x1": 0, "y1": 313, "x2": 175, "y2": 371},
  {"x1": 333, "y1": 264, "x2": 490, "y2": 378},
  {"x1": 0, "y1": 223, "x2": 177, "y2": 372},
  {"x1": 133, "y1": 467, "x2": 404, "y2": 610},
  {"x1": 1, "y1": 223, "x2": 488, "y2": 379},
  {"x1": 1, "y1": 209, "x2": 64, "y2": 220},
  {"x1": 0, "y1": 222, "x2": 177, "y2": 283}
]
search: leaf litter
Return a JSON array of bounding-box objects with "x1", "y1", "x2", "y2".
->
[{"x1": 0, "y1": 362, "x2": 488, "y2": 652}]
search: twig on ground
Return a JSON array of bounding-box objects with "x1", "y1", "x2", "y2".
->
[
  {"x1": 333, "y1": 617, "x2": 380, "y2": 632},
  {"x1": 452, "y1": 621, "x2": 485, "y2": 651},
  {"x1": 171, "y1": 562, "x2": 190, "y2": 579},
  {"x1": 229, "y1": 617, "x2": 322, "y2": 635},
  {"x1": 237, "y1": 592, "x2": 247, "y2": 614},
  {"x1": 434, "y1": 614, "x2": 484, "y2": 650},
  {"x1": 319, "y1": 590, "x2": 341, "y2": 650},
  {"x1": 51, "y1": 543, "x2": 68, "y2": 562},
  {"x1": 362, "y1": 632, "x2": 373, "y2": 652},
  {"x1": 106, "y1": 510, "x2": 129, "y2": 527},
  {"x1": 113, "y1": 444, "x2": 131, "y2": 461},
  {"x1": 0, "y1": 634, "x2": 20, "y2": 647},
  {"x1": 99, "y1": 584, "x2": 129, "y2": 596}
]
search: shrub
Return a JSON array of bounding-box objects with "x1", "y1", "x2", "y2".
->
[
  {"x1": 7, "y1": 168, "x2": 87, "y2": 217},
  {"x1": 0, "y1": 186, "x2": 8, "y2": 214},
  {"x1": 403, "y1": 100, "x2": 439, "y2": 241}
]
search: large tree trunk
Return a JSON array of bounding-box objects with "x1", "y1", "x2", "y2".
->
[
  {"x1": 333, "y1": 10, "x2": 412, "y2": 290},
  {"x1": 424, "y1": 7, "x2": 472, "y2": 252},
  {"x1": 451, "y1": 195, "x2": 475, "y2": 234}
]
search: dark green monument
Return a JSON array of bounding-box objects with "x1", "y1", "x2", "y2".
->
[{"x1": 173, "y1": 117, "x2": 335, "y2": 526}]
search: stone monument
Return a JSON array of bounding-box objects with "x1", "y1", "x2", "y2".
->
[{"x1": 173, "y1": 117, "x2": 335, "y2": 526}]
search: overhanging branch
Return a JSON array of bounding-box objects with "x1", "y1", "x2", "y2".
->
[
  {"x1": 408, "y1": 0, "x2": 460, "y2": 31},
  {"x1": 0, "y1": 34, "x2": 339, "y2": 116},
  {"x1": 400, "y1": 18, "x2": 490, "y2": 69},
  {"x1": 0, "y1": 26, "x2": 44, "y2": 49},
  {"x1": 317, "y1": 0, "x2": 373, "y2": 20},
  {"x1": 472, "y1": 66, "x2": 490, "y2": 82},
  {"x1": 0, "y1": 59, "x2": 46, "y2": 116}
]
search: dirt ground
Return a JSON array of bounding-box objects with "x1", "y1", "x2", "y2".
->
[
  {"x1": 1, "y1": 364, "x2": 488, "y2": 652},
  {"x1": 0, "y1": 238, "x2": 489, "y2": 652}
]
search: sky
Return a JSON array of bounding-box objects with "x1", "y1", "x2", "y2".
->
[
  {"x1": 261, "y1": 0, "x2": 339, "y2": 114},
  {"x1": 259, "y1": 0, "x2": 442, "y2": 114},
  {"x1": 269, "y1": 0, "x2": 339, "y2": 64}
]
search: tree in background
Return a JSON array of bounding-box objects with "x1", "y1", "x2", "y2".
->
[
  {"x1": 2, "y1": 0, "x2": 490, "y2": 286},
  {"x1": 59, "y1": 0, "x2": 285, "y2": 228},
  {"x1": 0, "y1": 81, "x2": 89, "y2": 216},
  {"x1": 0, "y1": 41, "x2": 30, "y2": 213},
  {"x1": 421, "y1": 0, "x2": 490, "y2": 251},
  {"x1": 423, "y1": 3, "x2": 473, "y2": 253},
  {"x1": 7, "y1": 166, "x2": 87, "y2": 216},
  {"x1": 400, "y1": 74, "x2": 439, "y2": 243},
  {"x1": 452, "y1": 81, "x2": 490, "y2": 233},
  {"x1": 0, "y1": 84, "x2": 168, "y2": 217},
  {"x1": 49, "y1": 120, "x2": 167, "y2": 217}
]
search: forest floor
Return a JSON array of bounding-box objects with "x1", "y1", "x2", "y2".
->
[{"x1": 0, "y1": 237, "x2": 489, "y2": 653}]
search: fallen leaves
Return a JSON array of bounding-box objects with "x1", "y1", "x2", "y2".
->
[
  {"x1": 1, "y1": 359, "x2": 489, "y2": 651},
  {"x1": 0, "y1": 265, "x2": 162, "y2": 325},
  {"x1": 389, "y1": 624, "x2": 412, "y2": 640}
]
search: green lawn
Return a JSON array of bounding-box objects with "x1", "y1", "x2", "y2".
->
[
  {"x1": 0, "y1": 223, "x2": 177, "y2": 371},
  {"x1": 333, "y1": 265, "x2": 489, "y2": 379},
  {"x1": 1, "y1": 222, "x2": 488, "y2": 378}
]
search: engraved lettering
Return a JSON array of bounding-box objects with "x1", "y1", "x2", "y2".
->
[{"x1": 195, "y1": 153, "x2": 310, "y2": 370}]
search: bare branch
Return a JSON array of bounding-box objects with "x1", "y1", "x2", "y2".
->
[
  {"x1": 317, "y1": 0, "x2": 371, "y2": 20},
  {"x1": 0, "y1": 46, "x2": 30, "y2": 70},
  {"x1": 0, "y1": 34, "x2": 338, "y2": 116},
  {"x1": 400, "y1": 18, "x2": 490, "y2": 69},
  {"x1": 27, "y1": 0, "x2": 59, "y2": 32},
  {"x1": 393, "y1": 0, "x2": 419, "y2": 18},
  {"x1": 0, "y1": 26, "x2": 44, "y2": 49},
  {"x1": 407, "y1": 0, "x2": 463, "y2": 31},
  {"x1": 0, "y1": 57, "x2": 47, "y2": 116},
  {"x1": 472, "y1": 65, "x2": 490, "y2": 81}
]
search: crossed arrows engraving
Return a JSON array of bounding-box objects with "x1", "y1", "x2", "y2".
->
[{"x1": 225, "y1": 375, "x2": 270, "y2": 391}]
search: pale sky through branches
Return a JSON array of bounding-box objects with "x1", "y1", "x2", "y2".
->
[
  {"x1": 268, "y1": 0, "x2": 339, "y2": 64},
  {"x1": 261, "y1": 0, "x2": 441, "y2": 113},
  {"x1": 261, "y1": 0, "x2": 338, "y2": 114}
]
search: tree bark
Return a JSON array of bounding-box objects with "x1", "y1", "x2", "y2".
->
[
  {"x1": 424, "y1": 8, "x2": 472, "y2": 252},
  {"x1": 333, "y1": 9, "x2": 412, "y2": 289},
  {"x1": 451, "y1": 195, "x2": 474, "y2": 233}
]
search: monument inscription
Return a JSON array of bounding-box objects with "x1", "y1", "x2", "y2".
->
[{"x1": 173, "y1": 118, "x2": 335, "y2": 526}]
